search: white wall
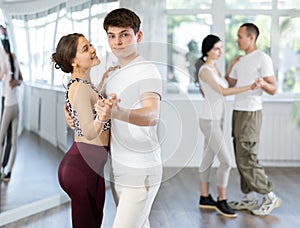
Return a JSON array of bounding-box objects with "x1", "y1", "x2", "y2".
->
[
  {"x1": 23, "y1": 84, "x2": 68, "y2": 152},
  {"x1": 159, "y1": 96, "x2": 300, "y2": 167},
  {"x1": 23, "y1": 84, "x2": 300, "y2": 167}
]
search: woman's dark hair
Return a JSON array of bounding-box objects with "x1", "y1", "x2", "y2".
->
[
  {"x1": 51, "y1": 33, "x2": 84, "y2": 73},
  {"x1": 194, "y1": 34, "x2": 221, "y2": 85},
  {"x1": 200, "y1": 34, "x2": 221, "y2": 62},
  {"x1": 1, "y1": 39, "x2": 15, "y2": 79},
  {"x1": 103, "y1": 8, "x2": 141, "y2": 34}
]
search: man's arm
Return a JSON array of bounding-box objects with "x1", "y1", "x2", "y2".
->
[
  {"x1": 95, "y1": 92, "x2": 161, "y2": 127},
  {"x1": 224, "y1": 55, "x2": 241, "y2": 88},
  {"x1": 225, "y1": 76, "x2": 237, "y2": 88},
  {"x1": 10, "y1": 62, "x2": 23, "y2": 88},
  {"x1": 10, "y1": 70, "x2": 22, "y2": 88},
  {"x1": 257, "y1": 76, "x2": 277, "y2": 95},
  {"x1": 113, "y1": 92, "x2": 160, "y2": 126}
]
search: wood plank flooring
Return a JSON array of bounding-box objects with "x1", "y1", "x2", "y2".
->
[
  {"x1": 1, "y1": 131, "x2": 300, "y2": 228},
  {"x1": 0, "y1": 131, "x2": 65, "y2": 213}
]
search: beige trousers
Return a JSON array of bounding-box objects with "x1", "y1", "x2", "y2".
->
[{"x1": 112, "y1": 173, "x2": 162, "y2": 228}]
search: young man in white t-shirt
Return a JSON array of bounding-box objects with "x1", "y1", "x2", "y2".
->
[
  {"x1": 95, "y1": 8, "x2": 162, "y2": 228},
  {"x1": 225, "y1": 23, "x2": 281, "y2": 216}
]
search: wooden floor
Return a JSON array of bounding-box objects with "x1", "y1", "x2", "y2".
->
[
  {"x1": 0, "y1": 131, "x2": 65, "y2": 212},
  {"x1": 1, "y1": 131, "x2": 300, "y2": 228}
]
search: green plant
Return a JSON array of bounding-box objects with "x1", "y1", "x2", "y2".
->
[{"x1": 290, "y1": 101, "x2": 300, "y2": 128}]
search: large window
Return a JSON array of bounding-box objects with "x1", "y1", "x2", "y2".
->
[
  {"x1": 225, "y1": 0, "x2": 273, "y2": 9},
  {"x1": 167, "y1": 14, "x2": 212, "y2": 94},
  {"x1": 278, "y1": 17, "x2": 300, "y2": 93},
  {"x1": 5, "y1": 0, "x2": 300, "y2": 95},
  {"x1": 0, "y1": 9, "x2": 4, "y2": 25},
  {"x1": 167, "y1": 0, "x2": 300, "y2": 95},
  {"x1": 167, "y1": 0, "x2": 212, "y2": 9},
  {"x1": 11, "y1": 0, "x2": 119, "y2": 88}
]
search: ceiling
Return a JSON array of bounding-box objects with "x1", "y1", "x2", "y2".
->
[
  {"x1": 0, "y1": 0, "x2": 39, "y2": 7},
  {"x1": 1, "y1": 0, "x2": 36, "y2": 2},
  {"x1": 0, "y1": 0, "x2": 60, "y2": 14}
]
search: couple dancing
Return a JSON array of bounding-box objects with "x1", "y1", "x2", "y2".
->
[
  {"x1": 52, "y1": 8, "x2": 162, "y2": 228},
  {"x1": 197, "y1": 23, "x2": 280, "y2": 218}
]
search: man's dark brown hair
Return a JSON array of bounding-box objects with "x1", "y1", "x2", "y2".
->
[{"x1": 103, "y1": 8, "x2": 141, "y2": 34}]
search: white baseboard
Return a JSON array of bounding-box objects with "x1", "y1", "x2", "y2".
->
[{"x1": 0, "y1": 194, "x2": 70, "y2": 226}]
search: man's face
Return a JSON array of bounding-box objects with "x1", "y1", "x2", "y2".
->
[
  {"x1": 236, "y1": 26, "x2": 252, "y2": 51},
  {"x1": 106, "y1": 26, "x2": 142, "y2": 60}
]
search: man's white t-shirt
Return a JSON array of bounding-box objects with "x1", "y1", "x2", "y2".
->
[
  {"x1": 102, "y1": 55, "x2": 163, "y2": 175},
  {"x1": 198, "y1": 65, "x2": 228, "y2": 120},
  {"x1": 229, "y1": 50, "x2": 274, "y2": 111}
]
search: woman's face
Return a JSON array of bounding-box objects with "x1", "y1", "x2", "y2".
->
[
  {"x1": 73, "y1": 36, "x2": 100, "y2": 70},
  {"x1": 207, "y1": 41, "x2": 223, "y2": 60}
]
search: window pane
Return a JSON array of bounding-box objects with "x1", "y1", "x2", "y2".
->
[
  {"x1": 72, "y1": 20, "x2": 89, "y2": 37},
  {"x1": 91, "y1": 1, "x2": 119, "y2": 16},
  {"x1": 59, "y1": 7, "x2": 66, "y2": 17},
  {"x1": 11, "y1": 20, "x2": 30, "y2": 82},
  {"x1": 13, "y1": 27, "x2": 28, "y2": 63},
  {"x1": 47, "y1": 12, "x2": 57, "y2": 23},
  {"x1": 168, "y1": 14, "x2": 212, "y2": 94},
  {"x1": 91, "y1": 17, "x2": 108, "y2": 57},
  {"x1": 42, "y1": 22, "x2": 56, "y2": 84},
  {"x1": 35, "y1": 17, "x2": 46, "y2": 27},
  {"x1": 54, "y1": 17, "x2": 72, "y2": 86},
  {"x1": 11, "y1": 18, "x2": 25, "y2": 27},
  {"x1": 278, "y1": 17, "x2": 300, "y2": 93},
  {"x1": 27, "y1": 19, "x2": 36, "y2": 27},
  {"x1": 225, "y1": 0, "x2": 272, "y2": 9},
  {"x1": 12, "y1": 26, "x2": 30, "y2": 81},
  {"x1": 278, "y1": 0, "x2": 300, "y2": 10},
  {"x1": 29, "y1": 27, "x2": 46, "y2": 83},
  {"x1": 56, "y1": 17, "x2": 71, "y2": 43},
  {"x1": 225, "y1": 15, "x2": 271, "y2": 67},
  {"x1": 0, "y1": 9, "x2": 5, "y2": 25},
  {"x1": 167, "y1": 0, "x2": 212, "y2": 9},
  {"x1": 71, "y1": 8, "x2": 89, "y2": 20}
]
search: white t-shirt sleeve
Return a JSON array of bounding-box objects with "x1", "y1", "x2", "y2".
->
[
  {"x1": 138, "y1": 64, "x2": 162, "y2": 99},
  {"x1": 260, "y1": 54, "x2": 274, "y2": 77}
]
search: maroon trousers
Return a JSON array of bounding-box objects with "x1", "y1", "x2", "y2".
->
[{"x1": 58, "y1": 142, "x2": 108, "y2": 228}]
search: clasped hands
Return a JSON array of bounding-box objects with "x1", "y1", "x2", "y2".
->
[
  {"x1": 95, "y1": 93, "x2": 120, "y2": 122},
  {"x1": 9, "y1": 79, "x2": 20, "y2": 88},
  {"x1": 251, "y1": 78, "x2": 266, "y2": 90}
]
